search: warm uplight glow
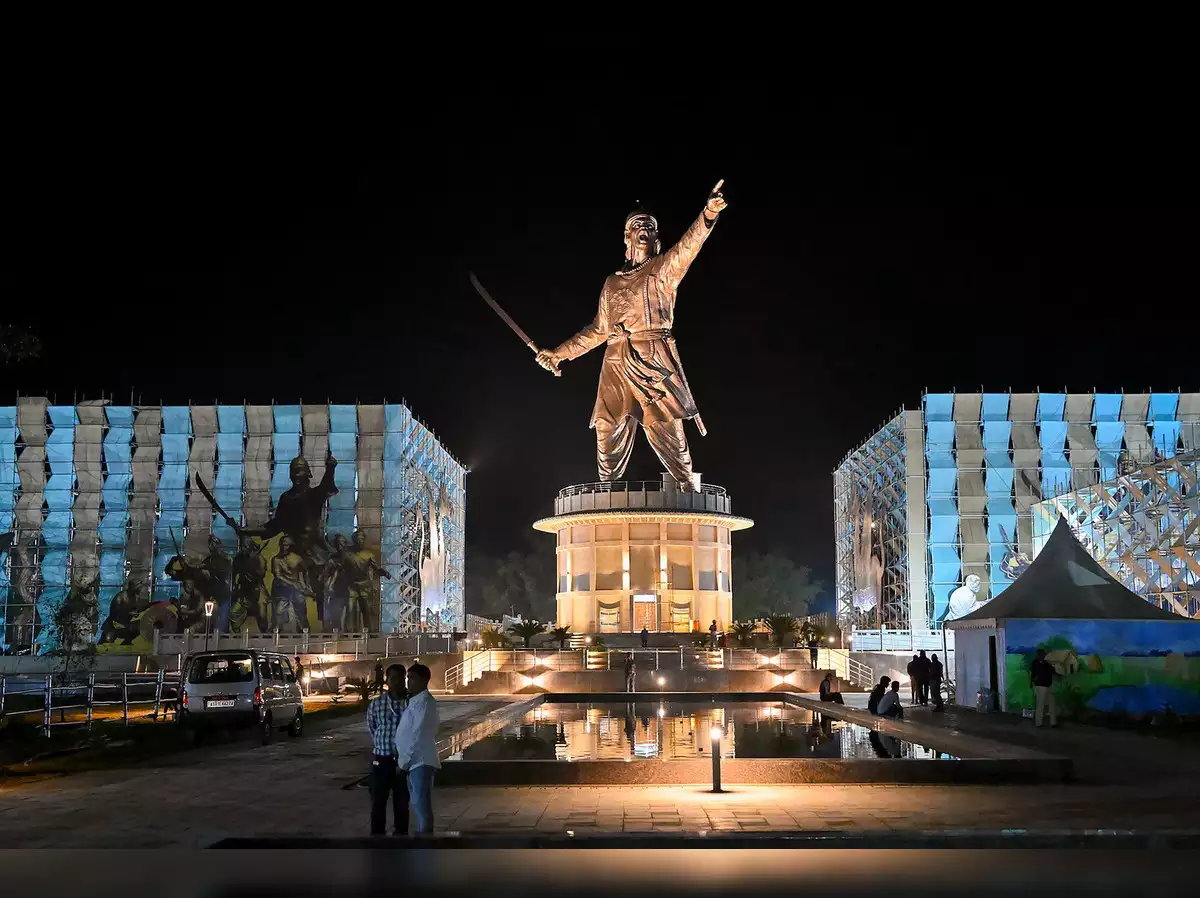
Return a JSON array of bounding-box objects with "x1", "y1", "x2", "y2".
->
[
  {"x1": 302, "y1": 675, "x2": 311, "y2": 684},
  {"x1": 657, "y1": 705, "x2": 666, "y2": 718},
  {"x1": 657, "y1": 676, "x2": 665, "y2": 687},
  {"x1": 584, "y1": 636, "x2": 592, "y2": 644},
  {"x1": 709, "y1": 725, "x2": 722, "y2": 742},
  {"x1": 828, "y1": 636, "x2": 834, "y2": 643}
]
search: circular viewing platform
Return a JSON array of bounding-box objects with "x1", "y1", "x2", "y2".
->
[{"x1": 534, "y1": 480, "x2": 753, "y2": 532}]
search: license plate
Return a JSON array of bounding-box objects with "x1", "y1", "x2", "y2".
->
[{"x1": 207, "y1": 699, "x2": 236, "y2": 709}]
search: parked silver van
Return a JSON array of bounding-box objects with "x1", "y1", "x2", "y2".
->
[{"x1": 178, "y1": 650, "x2": 304, "y2": 743}]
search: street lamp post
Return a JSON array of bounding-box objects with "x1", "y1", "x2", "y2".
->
[
  {"x1": 710, "y1": 725, "x2": 723, "y2": 793},
  {"x1": 203, "y1": 600, "x2": 215, "y2": 652}
]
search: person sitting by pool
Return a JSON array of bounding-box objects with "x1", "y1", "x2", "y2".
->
[
  {"x1": 867, "y1": 675, "x2": 891, "y2": 714},
  {"x1": 875, "y1": 680, "x2": 905, "y2": 719},
  {"x1": 819, "y1": 672, "x2": 845, "y2": 704}
]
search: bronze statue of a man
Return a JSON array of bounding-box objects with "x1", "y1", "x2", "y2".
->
[{"x1": 536, "y1": 181, "x2": 727, "y2": 490}]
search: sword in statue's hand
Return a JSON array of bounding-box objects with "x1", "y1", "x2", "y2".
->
[{"x1": 469, "y1": 271, "x2": 561, "y2": 376}]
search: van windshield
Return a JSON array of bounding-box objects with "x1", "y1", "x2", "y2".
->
[{"x1": 188, "y1": 654, "x2": 255, "y2": 684}]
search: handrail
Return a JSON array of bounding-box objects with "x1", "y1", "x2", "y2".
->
[
  {"x1": 557, "y1": 480, "x2": 727, "y2": 499},
  {"x1": 0, "y1": 670, "x2": 176, "y2": 737}
]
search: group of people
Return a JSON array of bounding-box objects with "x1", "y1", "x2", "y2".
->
[
  {"x1": 905, "y1": 650, "x2": 945, "y2": 711},
  {"x1": 867, "y1": 676, "x2": 906, "y2": 718},
  {"x1": 364, "y1": 662, "x2": 441, "y2": 836}
]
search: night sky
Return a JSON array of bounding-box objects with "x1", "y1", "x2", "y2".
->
[{"x1": 7, "y1": 76, "x2": 1195, "y2": 599}]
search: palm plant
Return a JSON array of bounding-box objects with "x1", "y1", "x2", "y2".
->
[
  {"x1": 346, "y1": 677, "x2": 376, "y2": 703},
  {"x1": 549, "y1": 626, "x2": 571, "y2": 650},
  {"x1": 480, "y1": 627, "x2": 507, "y2": 649},
  {"x1": 507, "y1": 619, "x2": 547, "y2": 648},
  {"x1": 729, "y1": 621, "x2": 757, "y2": 646},
  {"x1": 764, "y1": 614, "x2": 800, "y2": 648}
]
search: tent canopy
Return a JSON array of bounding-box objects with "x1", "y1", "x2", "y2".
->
[{"x1": 947, "y1": 517, "x2": 1186, "y2": 627}]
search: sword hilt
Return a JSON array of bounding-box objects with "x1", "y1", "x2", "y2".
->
[{"x1": 529, "y1": 342, "x2": 562, "y2": 376}]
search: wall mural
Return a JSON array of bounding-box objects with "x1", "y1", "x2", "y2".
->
[
  {"x1": 0, "y1": 400, "x2": 466, "y2": 654},
  {"x1": 849, "y1": 484, "x2": 884, "y2": 621},
  {"x1": 1005, "y1": 619, "x2": 1200, "y2": 718}
]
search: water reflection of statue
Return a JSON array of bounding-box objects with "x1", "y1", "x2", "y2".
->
[
  {"x1": 534, "y1": 182, "x2": 728, "y2": 489},
  {"x1": 944, "y1": 574, "x2": 985, "y2": 621}
]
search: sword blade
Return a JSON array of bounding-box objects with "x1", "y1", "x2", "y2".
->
[
  {"x1": 195, "y1": 473, "x2": 239, "y2": 530},
  {"x1": 469, "y1": 271, "x2": 536, "y2": 349}
]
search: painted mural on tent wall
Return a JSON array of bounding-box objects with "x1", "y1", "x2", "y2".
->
[
  {"x1": 0, "y1": 400, "x2": 466, "y2": 655},
  {"x1": 1005, "y1": 619, "x2": 1200, "y2": 718}
]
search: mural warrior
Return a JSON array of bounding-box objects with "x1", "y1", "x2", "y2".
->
[
  {"x1": 343, "y1": 530, "x2": 392, "y2": 632},
  {"x1": 535, "y1": 181, "x2": 728, "y2": 489}
]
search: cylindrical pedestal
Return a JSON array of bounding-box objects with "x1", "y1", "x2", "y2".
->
[{"x1": 533, "y1": 477, "x2": 754, "y2": 634}]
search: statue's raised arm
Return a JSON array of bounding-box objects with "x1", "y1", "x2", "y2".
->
[{"x1": 658, "y1": 180, "x2": 727, "y2": 290}]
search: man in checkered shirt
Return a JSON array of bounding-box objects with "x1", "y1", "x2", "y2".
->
[{"x1": 366, "y1": 663, "x2": 409, "y2": 835}]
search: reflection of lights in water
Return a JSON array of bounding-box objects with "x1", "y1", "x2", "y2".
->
[
  {"x1": 634, "y1": 741, "x2": 658, "y2": 758},
  {"x1": 657, "y1": 705, "x2": 665, "y2": 718}
]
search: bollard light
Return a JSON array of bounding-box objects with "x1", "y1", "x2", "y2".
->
[
  {"x1": 710, "y1": 724, "x2": 724, "y2": 793},
  {"x1": 657, "y1": 676, "x2": 665, "y2": 693}
]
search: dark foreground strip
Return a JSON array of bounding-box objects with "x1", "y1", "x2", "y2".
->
[{"x1": 209, "y1": 829, "x2": 1200, "y2": 849}]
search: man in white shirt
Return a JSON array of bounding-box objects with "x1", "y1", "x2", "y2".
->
[
  {"x1": 875, "y1": 680, "x2": 905, "y2": 719},
  {"x1": 394, "y1": 662, "x2": 440, "y2": 834}
]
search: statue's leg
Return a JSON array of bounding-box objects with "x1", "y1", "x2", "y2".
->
[
  {"x1": 595, "y1": 416, "x2": 636, "y2": 481},
  {"x1": 643, "y1": 418, "x2": 694, "y2": 489}
]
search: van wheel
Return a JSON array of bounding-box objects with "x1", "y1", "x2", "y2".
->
[
  {"x1": 260, "y1": 713, "x2": 274, "y2": 745},
  {"x1": 288, "y1": 711, "x2": 304, "y2": 738}
]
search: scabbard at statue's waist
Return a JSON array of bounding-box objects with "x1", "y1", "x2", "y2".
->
[{"x1": 607, "y1": 328, "x2": 672, "y2": 344}]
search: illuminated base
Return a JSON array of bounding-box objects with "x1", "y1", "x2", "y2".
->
[{"x1": 533, "y1": 477, "x2": 753, "y2": 634}]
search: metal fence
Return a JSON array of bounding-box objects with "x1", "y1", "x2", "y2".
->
[
  {"x1": 0, "y1": 670, "x2": 178, "y2": 737},
  {"x1": 151, "y1": 630, "x2": 459, "y2": 659}
]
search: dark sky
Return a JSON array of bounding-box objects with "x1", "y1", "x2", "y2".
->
[{"x1": 7, "y1": 74, "x2": 1195, "y2": 595}]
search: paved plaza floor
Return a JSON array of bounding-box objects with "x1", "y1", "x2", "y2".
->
[{"x1": 1, "y1": 693, "x2": 1196, "y2": 847}]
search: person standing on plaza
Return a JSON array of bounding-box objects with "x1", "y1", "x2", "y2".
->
[
  {"x1": 709, "y1": 619, "x2": 718, "y2": 649},
  {"x1": 808, "y1": 634, "x2": 820, "y2": 672},
  {"x1": 394, "y1": 662, "x2": 440, "y2": 835},
  {"x1": 1030, "y1": 648, "x2": 1058, "y2": 728},
  {"x1": 294, "y1": 655, "x2": 306, "y2": 697},
  {"x1": 906, "y1": 654, "x2": 918, "y2": 703},
  {"x1": 915, "y1": 650, "x2": 932, "y2": 705},
  {"x1": 930, "y1": 653, "x2": 945, "y2": 712},
  {"x1": 640, "y1": 626, "x2": 649, "y2": 648},
  {"x1": 624, "y1": 653, "x2": 637, "y2": 692},
  {"x1": 366, "y1": 663, "x2": 409, "y2": 836},
  {"x1": 373, "y1": 659, "x2": 385, "y2": 694}
]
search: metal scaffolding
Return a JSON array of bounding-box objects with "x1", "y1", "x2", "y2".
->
[
  {"x1": 834, "y1": 414, "x2": 910, "y2": 631},
  {"x1": 1034, "y1": 452, "x2": 1199, "y2": 619},
  {"x1": 0, "y1": 398, "x2": 466, "y2": 653}
]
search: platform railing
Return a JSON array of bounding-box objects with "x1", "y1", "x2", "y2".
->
[
  {"x1": 0, "y1": 671, "x2": 177, "y2": 737},
  {"x1": 151, "y1": 630, "x2": 459, "y2": 660},
  {"x1": 849, "y1": 628, "x2": 954, "y2": 653}
]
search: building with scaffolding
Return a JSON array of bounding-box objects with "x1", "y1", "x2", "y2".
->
[
  {"x1": 0, "y1": 398, "x2": 466, "y2": 654},
  {"x1": 1033, "y1": 452, "x2": 1198, "y2": 619},
  {"x1": 835, "y1": 391, "x2": 1200, "y2": 652}
]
